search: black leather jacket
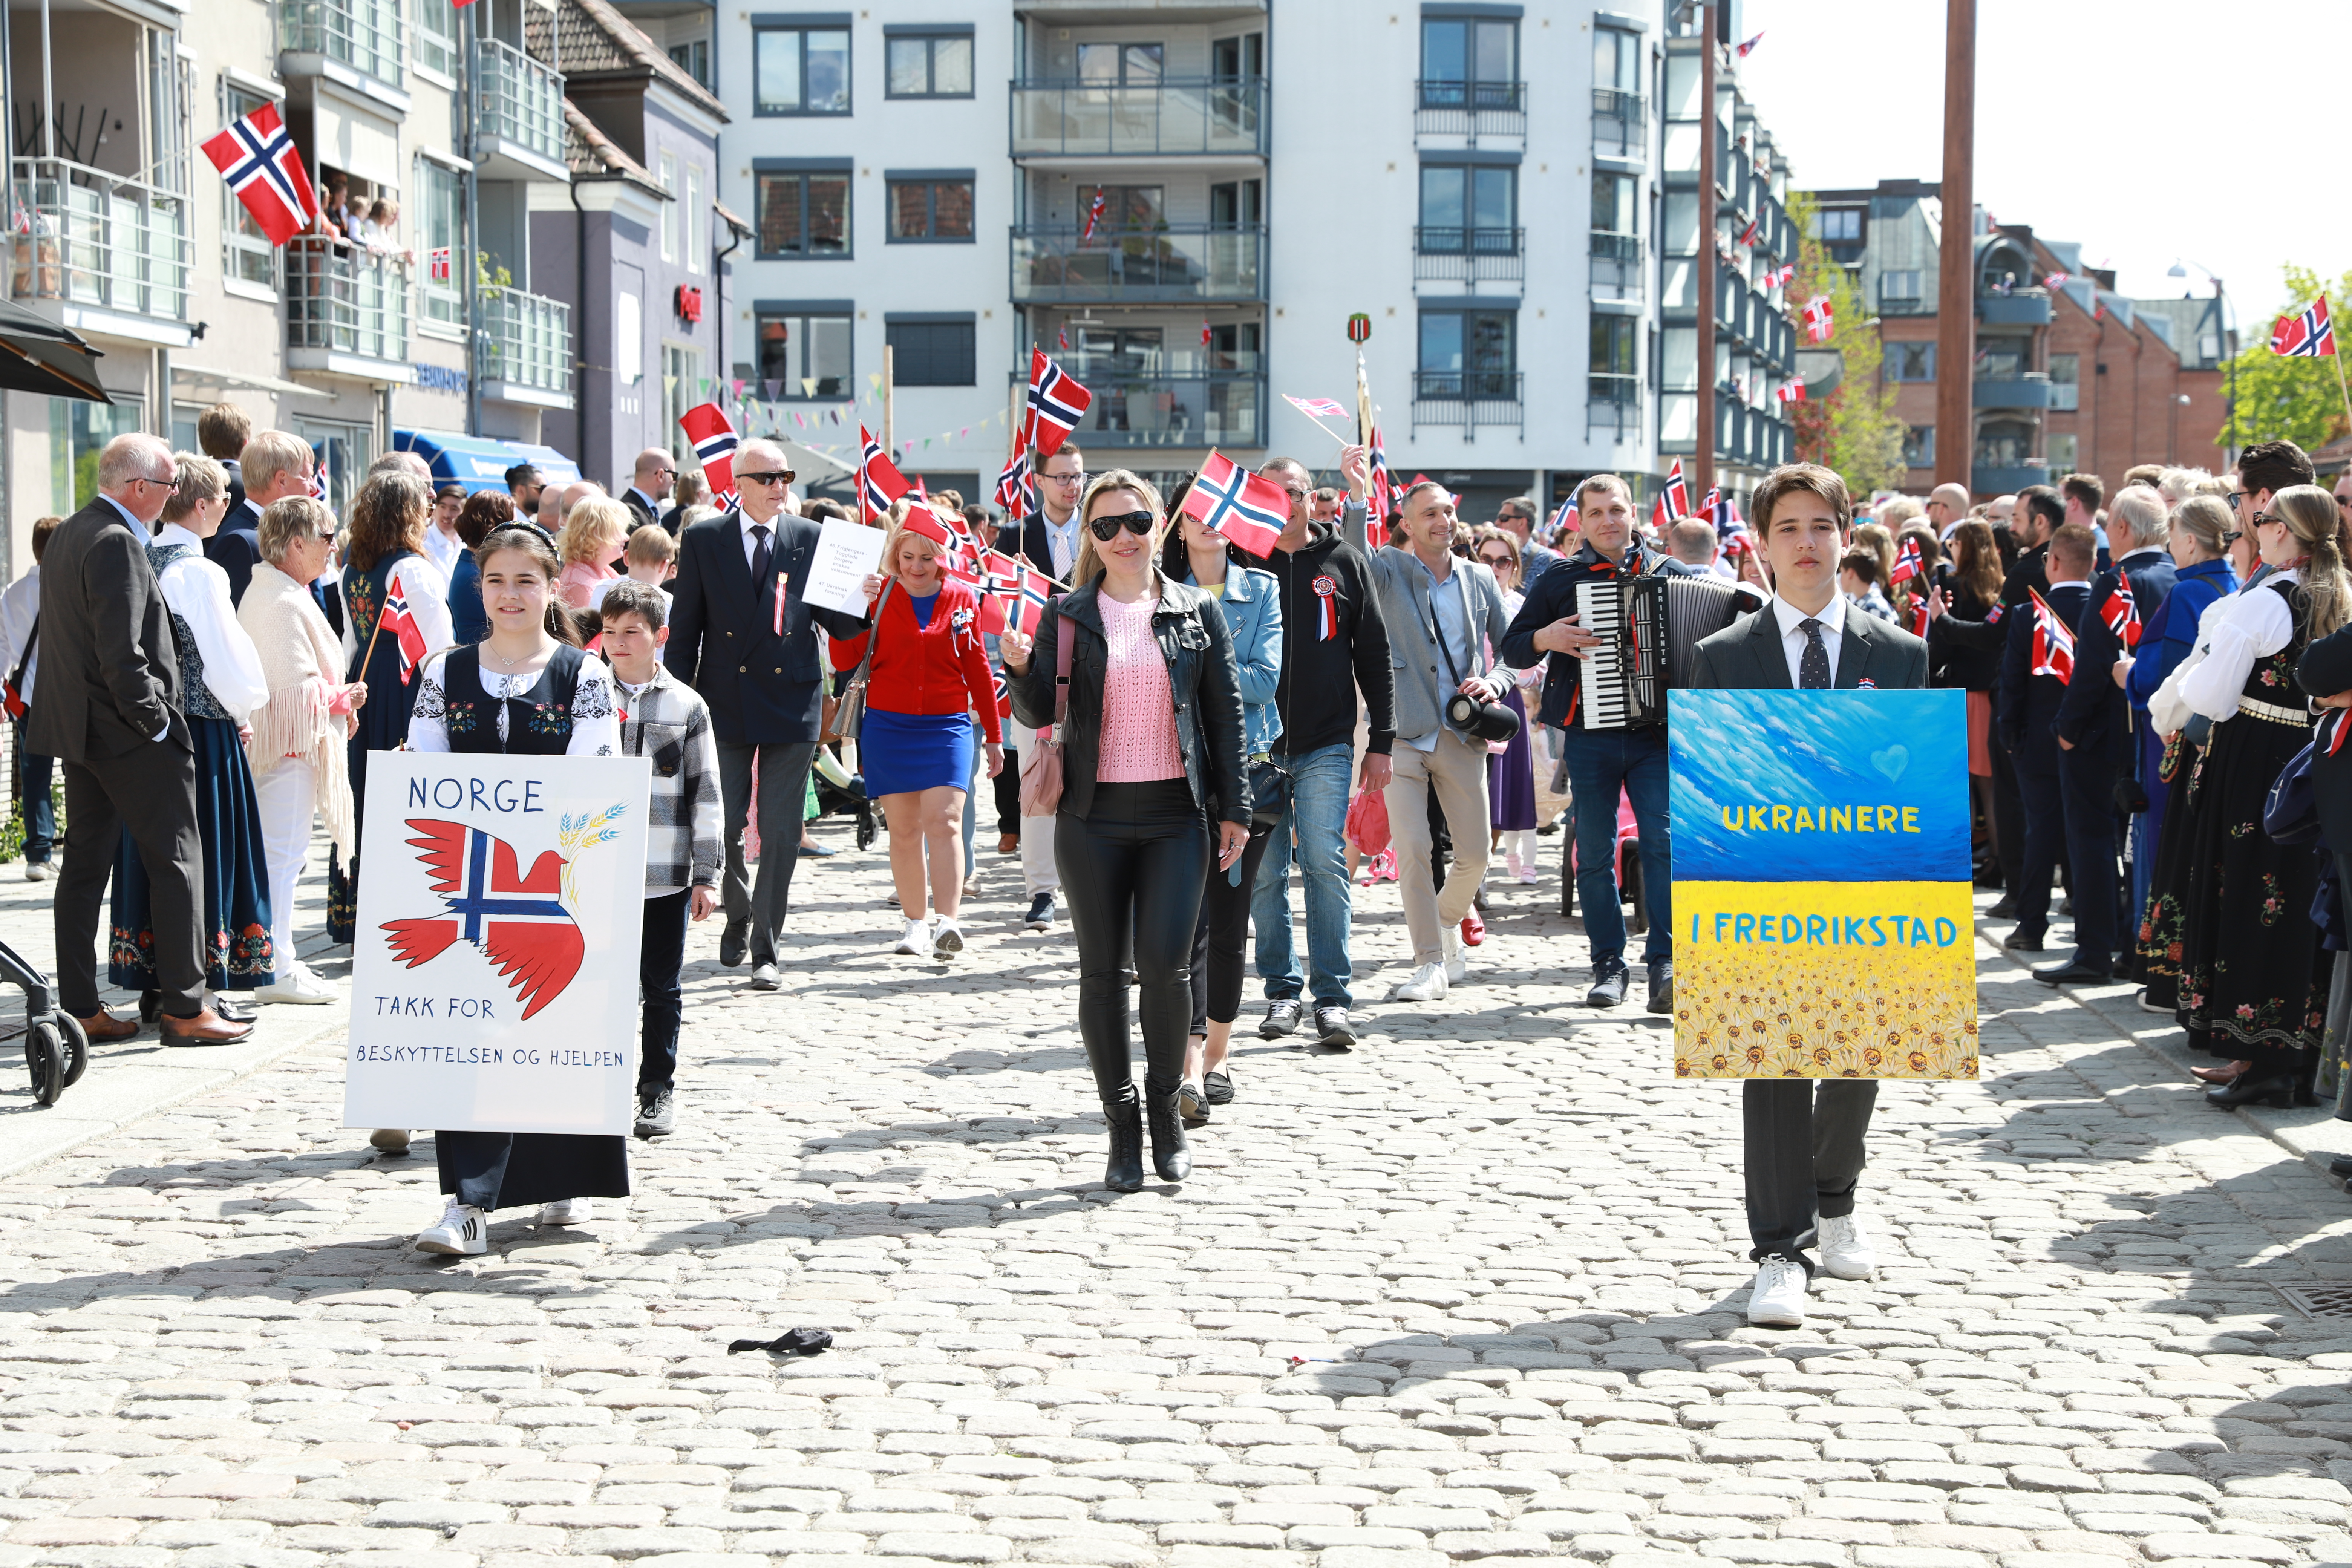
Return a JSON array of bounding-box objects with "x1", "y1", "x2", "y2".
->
[{"x1": 1008, "y1": 573, "x2": 1250, "y2": 826}]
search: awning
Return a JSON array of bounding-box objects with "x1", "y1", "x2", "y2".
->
[{"x1": 395, "y1": 429, "x2": 586, "y2": 495}]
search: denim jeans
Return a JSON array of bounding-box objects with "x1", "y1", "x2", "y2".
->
[
  {"x1": 1250, "y1": 740, "x2": 1356, "y2": 1008},
  {"x1": 1558, "y1": 724, "x2": 1673, "y2": 968},
  {"x1": 17, "y1": 737, "x2": 54, "y2": 864}
]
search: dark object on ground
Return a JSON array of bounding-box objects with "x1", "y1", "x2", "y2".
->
[{"x1": 728, "y1": 1327, "x2": 834, "y2": 1356}]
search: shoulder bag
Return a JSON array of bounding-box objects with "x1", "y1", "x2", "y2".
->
[
  {"x1": 829, "y1": 581, "x2": 892, "y2": 742},
  {"x1": 1018, "y1": 612, "x2": 1075, "y2": 818}
]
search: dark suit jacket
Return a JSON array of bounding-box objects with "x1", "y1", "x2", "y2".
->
[
  {"x1": 2300, "y1": 623, "x2": 2352, "y2": 855},
  {"x1": 994, "y1": 514, "x2": 1076, "y2": 588},
  {"x1": 204, "y1": 498, "x2": 265, "y2": 608},
  {"x1": 27, "y1": 495, "x2": 188, "y2": 765},
  {"x1": 622, "y1": 487, "x2": 663, "y2": 534},
  {"x1": 1687, "y1": 599, "x2": 1931, "y2": 694},
  {"x1": 2054, "y1": 548, "x2": 2176, "y2": 757},
  {"x1": 1935, "y1": 542, "x2": 2050, "y2": 672},
  {"x1": 1998, "y1": 580, "x2": 2091, "y2": 764},
  {"x1": 665, "y1": 508, "x2": 871, "y2": 746}
]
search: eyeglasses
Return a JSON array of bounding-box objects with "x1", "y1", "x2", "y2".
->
[
  {"x1": 1282, "y1": 486, "x2": 1309, "y2": 503},
  {"x1": 2219, "y1": 530, "x2": 2243, "y2": 545},
  {"x1": 1042, "y1": 470, "x2": 1087, "y2": 485},
  {"x1": 137, "y1": 470, "x2": 177, "y2": 489},
  {"x1": 737, "y1": 471, "x2": 796, "y2": 487},
  {"x1": 312, "y1": 530, "x2": 337, "y2": 543},
  {"x1": 2251, "y1": 511, "x2": 2289, "y2": 529},
  {"x1": 1087, "y1": 510, "x2": 1155, "y2": 540},
  {"x1": 2228, "y1": 490, "x2": 2249, "y2": 510}
]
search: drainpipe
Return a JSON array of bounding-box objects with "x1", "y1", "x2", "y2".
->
[
  {"x1": 570, "y1": 159, "x2": 587, "y2": 465},
  {"x1": 715, "y1": 207, "x2": 742, "y2": 417}
]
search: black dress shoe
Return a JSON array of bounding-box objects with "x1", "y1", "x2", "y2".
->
[
  {"x1": 719, "y1": 923, "x2": 749, "y2": 967},
  {"x1": 2032, "y1": 958, "x2": 2110, "y2": 986},
  {"x1": 2002, "y1": 929, "x2": 2045, "y2": 953},
  {"x1": 1986, "y1": 897, "x2": 2019, "y2": 920},
  {"x1": 2206, "y1": 1074, "x2": 2301, "y2": 1110}
]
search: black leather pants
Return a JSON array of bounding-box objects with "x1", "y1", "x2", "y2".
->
[{"x1": 1056, "y1": 781, "x2": 1209, "y2": 1108}]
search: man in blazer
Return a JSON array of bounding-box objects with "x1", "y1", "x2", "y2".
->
[
  {"x1": 666, "y1": 439, "x2": 872, "y2": 989},
  {"x1": 32, "y1": 434, "x2": 250, "y2": 1046},
  {"x1": 1368, "y1": 479, "x2": 1516, "y2": 1003},
  {"x1": 1688, "y1": 461, "x2": 1928, "y2": 1330}
]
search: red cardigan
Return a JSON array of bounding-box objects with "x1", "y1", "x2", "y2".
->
[{"x1": 836, "y1": 579, "x2": 1002, "y2": 744}]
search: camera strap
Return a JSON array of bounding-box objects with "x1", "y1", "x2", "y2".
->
[{"x1": 1426, "y1": 574, "x2": 1477, "y2": 719}]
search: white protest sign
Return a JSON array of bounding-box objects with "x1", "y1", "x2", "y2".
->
[
  {"x1": 801, "y1": 516, "x2": 887, "y2": 616},
  {"x1": 344, "y1": 752, "x2": 652, "y2": 1135}
]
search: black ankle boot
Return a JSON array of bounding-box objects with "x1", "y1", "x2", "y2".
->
[
  {"x1": 1144, "y1": 1084, "x2": 1191, "y2": 1182},
  {"x1": 1102, "y1": 1095, "x2": 1144, "y2": 1192}
]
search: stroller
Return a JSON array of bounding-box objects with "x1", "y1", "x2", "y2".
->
[
  {"x1": 810, "y1": 755, "x2": 878, "y2": 852},
  {"x1": 11, "y1": 943, "x2": 90, "y2": 1106}
]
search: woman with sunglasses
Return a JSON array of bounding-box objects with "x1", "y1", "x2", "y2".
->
[
  {"x1": 1471, "y1": 527, "x2": 1542, "y2": 884},
  {"x1": 1000, "y1": 471, "x2": 1248, "y2": 1192}
]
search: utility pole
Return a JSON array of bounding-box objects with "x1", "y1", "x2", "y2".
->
[
  {"x1": 462, "y1": 0, "x2": 482, "y2": 439},
  {"x1": 1693, "y1": 1, "x2": 1716, "y2": 504},
  {"x1": 1934, "y1": 0, "x2": 1976, "y2": 492}
]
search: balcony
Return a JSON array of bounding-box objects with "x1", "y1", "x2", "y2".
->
[
  {"x1": 1588, "y1": 373, "x2": 1639, "y2": 408},
  {"x1": 1010, "y1": 77, "x2": 1267, "y2": 161},
  {"x1": 1011, "y1": 368, "x2": 1264, "y2": 449},
  {"x1": 1011, "y1": 225, "x2": 1264, "y2": 305},
  {"x1": 1413, "y1": 227, "x2": 1523, "y2": 290},
  {"x1": 284, "y1": 238, "x2": 413, "y2": 381},
  {"x1": 6, "y1": 158, "x2": 192, "y2": 346},
  {"x1": 1411, "y1": 369, "x2": 1523, "y2": 442},
  {"x1": 1974, "y1": 374, "x2": 2052, "y2": 409},
  {"x1": 474, "y1": 37, "x2": 567, "y2": 182},
  {"x1": 480, "y1": 287, "x2": 572, "y2": 408},
  {"x1": 1592, "y1": 88, "x2": 1646, "y2": 162},
  {"x1": 279, "y1": 0, "x2": 407, "y2": 102},
  {"x1": 1413, "y1": 78, "x2": 1526, "y2": 142},
  {"x1": 1879, "y1": 291, "x2": 1928, "y2": 317},
  {"x1": 1979, "y1": 291, "x2": 2053, "y2": 326},
  {"x1": 1974, "y1": 464, "x2": 2050, "y2": 493}
]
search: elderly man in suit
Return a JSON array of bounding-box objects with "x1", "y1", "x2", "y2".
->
[
  {"x1": 34, "y1": 433, "x2": 251, "y2": 1046},
  {"x1": 1688, "y1": 461, "x2": 1928, "y2": 1330},
  {"x1": 1368, "y1": 478, "x2": 1516, "y2": 1004},
  {"x1": 666, "y1": 438, "x2": 872, "y2": 989}
]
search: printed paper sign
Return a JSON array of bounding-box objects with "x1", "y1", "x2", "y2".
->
[
  {"x1": 344, "y1": 752, "x2": 652, "y2": 1134},
  {"x1": 802, "y1": 517, "x2": 888, "y2": 616},
  {"x1": 1667, "y1": 689, "x2": 1978, "y2": 1080}
]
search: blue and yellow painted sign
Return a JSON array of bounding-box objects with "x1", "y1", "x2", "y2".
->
[{"x1": 1668, "y1": 689, "x2": 1978, "y2": 1080}]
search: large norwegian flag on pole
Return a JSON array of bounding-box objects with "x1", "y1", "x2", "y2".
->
[
  {"x1": 1180, "y1": 450, "x2": 1288, "y2": 559},
  {"x1": 2028, "y1": 588, "x2": 2076, "y2": 684},
  {"x1": 200, "y1": 103, "x2": 319, "y2": 247},
  {"x1": 2270, "y1": 295, "x2": 2337, "y2": 357},
  {"x1": 678, "y1": 403, "x2": 740, "y2": 506},
  {"x1": 1023, "y1": 349, "x2": 1092, "y2": 456},
  {"x1": 857, "y1": 424, "x2": 910, "y2": 522}
]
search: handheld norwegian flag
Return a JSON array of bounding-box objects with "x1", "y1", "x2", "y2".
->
[
  {"x1": 2043, "y1": 270, "x2": 2071, "y2": 290},
  {"x1": 200, "y1": 103, "x2": 318, "y2": 248},
  {"x1": 857, "y1": 424, "x2": 911, "y2": 523},
  {"x1": 900, "y1": 501, "x2": 956, "y2": 551},
  {"x1": 981, "y1": 552, "x2": 1053, "y2": 638},
  {"x1": 1697, "y1": 487, "x2": 1721, "y2": 527},
  {"x1": 1284, "y1": 395, "x2": 1350, "y2": 421},
  {"x1": 1650, "y1": 492, "x2": 1671, "y2": 533},
  {"x1": 1082, "y1": 186, "x2": 1107, "y2": 243},
  {"x1": 989, "y1": 665, "x2": 1013, "y2": 720},
  {"x1": 1664, "y1": 458, "x2": 1690, "y2": 518},
  {"x1": 1735, "y1": 29, "x2": 1764, "y2": 56},
  {"x1": 2099, "y1": 585, "x2": 2142, "y2": 650},
  {"x1": 1366, "y1": 424, "x2": 1396, "y2": 528},
  {"x1": 1023, "y1": 349, "x2": 1092, "y2": 457},
  {"x1": 376, "y1": 565, "x2": 431, "y2": 685},
  {"x1": 2028, "y1": 588, "x2": 2076, "y2": 684},
  {"x1": 1890, "y1": 536, "x2": 1924, "y2": 587},
  {"x1": 1777, "y1": 380, "x2": 1807, "y2": 404},
  {"x1": 994, "y1": 450, "x2": 1033, "y2": 522},
  {"x1": 679, "y1": 403, "x2": 740, "y2": 505},
  {"x1": 2271, "y1": 295, "x2": 2336, "y2": 358},
  {"x1": 1801, "y1": 294, "x2": 1835, "y2": 343},
  {"x1": 1180, "y1": 450, "x2": 1289, "y2": 559}
]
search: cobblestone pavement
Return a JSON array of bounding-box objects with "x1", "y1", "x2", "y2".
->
[{"x1": 9, "y1": 824, "x2": 2352, "y2": 1568}]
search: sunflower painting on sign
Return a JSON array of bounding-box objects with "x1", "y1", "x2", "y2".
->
[{"x1": 1667, "y1": 688, "x2": 1977, "y2": 1080}]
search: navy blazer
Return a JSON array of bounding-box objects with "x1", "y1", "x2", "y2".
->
[
  {"x1": 2053, "y1": 548, "x2": 2176, "y2": 755},
  {"x1": 664, "y1": 508, "x2": 871, "y2": 746},
  {"x1": 205, "y1": 520, "x2": 263, "y2": 608}
]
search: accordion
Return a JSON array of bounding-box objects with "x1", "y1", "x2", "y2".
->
[{"x1": 1574, "y1": 571, "x2": 1767, "y2": 729}]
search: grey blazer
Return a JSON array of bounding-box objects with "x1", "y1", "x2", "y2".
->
[
  {"x1": 1687, "y1": 600, "x2": 1930, "y2": 692},
  {"x1": 1367, "y1": 545, "x2": 1515, "y2": 741},
  {"x1": 26, "y1": 495, "x2": 187, "y2": 765}
]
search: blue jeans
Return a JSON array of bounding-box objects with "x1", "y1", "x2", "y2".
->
[
  {"x1": 15, "y1": 727, "x2": 52, "y2": 864},
  {"x1": 1558, "y1": 724, "x2": 1673, "y2": 968},
  {"x1": 1251, "y1": 741, "x2": 1356, "y2": 1008}
]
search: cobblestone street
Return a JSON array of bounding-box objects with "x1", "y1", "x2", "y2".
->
[{"x1": 8, "y1": 825, "x2": 2352, "y2": 1568}]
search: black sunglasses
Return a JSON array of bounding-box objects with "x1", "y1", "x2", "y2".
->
[
  {"x1": 1087, "y1": 510, "x2": 1155, "y2": 540},
  {"x1": 737, "y1": 470, "x2": 796, "y2": 486}
]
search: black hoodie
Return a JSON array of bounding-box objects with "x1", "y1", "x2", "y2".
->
[{"x1": 1261, "y1": 514, "x2": 1395, "y2": 758}]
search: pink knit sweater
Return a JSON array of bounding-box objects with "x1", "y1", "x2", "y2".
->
[{"x1": 1096, "y1": 592, "x2": 1183, "y2": 782}]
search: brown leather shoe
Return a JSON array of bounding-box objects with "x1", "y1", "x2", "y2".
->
[
  {"x1": 997, "y1": 834, "x2": 1019, "y2": 855},
  {"x1": 75, "y1": 1009, "x2": 139, "y2": 1043},
  {"x1": 159, "y1": 1009, "x2": 255, "y2": 1046}
]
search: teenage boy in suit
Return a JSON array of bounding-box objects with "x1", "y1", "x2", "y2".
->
[{"x1": 1687, "y1": 461, "x2": 1929, "y2": 1329}]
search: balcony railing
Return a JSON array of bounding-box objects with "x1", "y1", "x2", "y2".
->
[
  {"x1": 1594, "y1": 88, "x2": 1645, "y2": 120},
  {"x1": 1590, "y1": 231, "x2": 1642, "y2": 264},
  {"x1": 475, "y1": 36, "x2": 565, "y2": 172},
  {"x1": 1413, "y1": 78, "x2": 1527, "y2": 140},
  {"x1": 279, "y1": 0, "x2": 404, "y2": 88},
  {"x1": 1974, "y1": 463, "x2": 2051, "y2": 493},
  {"x1": 481, "y1": 286, "x2": 571, "y2": 404},
  {"x1": 1974, "y1": 373, "x2": 2052, "y2": 410},
  {"x1": 1413, "y1": 227, "x2": 1524, "y2": 288},
  {"x1": 1979, "y1": 291, "x2": 2053, "y2": 326},
  {"x1": 1010, "y1": 77, "x2": 1267, "y2": 159},
  {"x1": 1011, "y1": 224, "x2": 1264, "y2": 304},
  {"x1": 6, "y1": 158, "x2": 190, "y2": 328},
  {"x1": 1011, "y1": 367, "x2": 1264, "y2": 449},
  {"x1": 285, "y1": 237, "x2": 410, "y2": 371},
  {"x1": 1411, "y1": 369, "x2": 1524, "y2": 441},
  {"x1": 1588, "y1": 373, "x2": 1639, "y2": 408}
]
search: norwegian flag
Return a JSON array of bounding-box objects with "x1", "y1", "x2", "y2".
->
[
  {"x1": 1708, "y1": 492, "x2": 1745, "y2": 538},
  {"x1": 1697, "y1": 486, "x2": 1721, "y2": 527},
  {"x1": 1650, "y1": 492, "x2": 1671, "y2": 533},
  {"x1": 2271, "y1": 295, "x2": 2336, "y2": 358},
  {"x1": 994, "y1": 450, "x2": 1034, "y2": 522},
  {"x1": 1890, "y1": 536, "x2": 1924, "y2": 587},
  {"x1": 1735, "y1": 29, "x2": 1764, "y2": 56},
  {"x1": 200, "y1": 103, "x2": 319, "y2": 248},
  {"x1": 2028, "y1": 588, "x2": 2076, "y2": 684},
  {"x1": 427, "y1": 247, "x2": 452, "y2": 283},
  {"x1": 988, "y1": 665, "x2": 1012, "y2": 720},
  {"x1": 1777, "y1": 380, "x2": 1807, "y2": 404},
  {"x1": 1201, "y1": 319, "x2": 1213, "y2": 349},
  {"x1": 2099, "y1": 585, "x2": 2142, "y2": 650},
  {"x1": 858, "y1": 424, "x2": 910, "y2": 523},
  {"x1": 377, "y1": 566, "x2": 430, "y2": 684},
  {"x1": 1910, "y1": 595, "x2": 1932, "y2": 639},
  {"x1": 2043, "y1": 270, "x2": 2071, "y2": 290},
  {"x1": 1366, "y1": 424, "x2": 1396, "y2": 520},
  {"x1": 1737, "y1": 214, "x2": 1759, "y2": 249},
  {"x1": 1057, "y1": 322, "x2": 1070, "y2": 352},
  {"x1": 900, "y1": 501, "x2": 957, "y2": 552},
  {"x1": 1664, "y1": 458, "x2": 1690, "y2": 519},
  {"x1": 1181, "y1": 450, "x2": 1289, "y2": 559},
  {"x1": 1023, "y1": 349, "x2": 1092, "y2": 457},
  {"x1": 380, "y1": 820, "x2": 585, "y2": 1022},
  {"x1": 1802, "y1": 294, "x2": 1835, "y2": 343},
  {"x1": 1285, "y1": 395, "x2": 1349, "y2": 421},
  {"x1": 679, "y1": 402, "x2": 740, "y2": 505},
  {"x1": 1082, "y1": 186, "x2": 1107, "y2": 243},
  {"x1": 981, "y1": 551, "x2": 1052, "y2": 638}
]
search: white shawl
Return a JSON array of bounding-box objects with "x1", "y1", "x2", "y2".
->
[{"x1": 236, "y1": 560, "x2": 357, "y2": 857}]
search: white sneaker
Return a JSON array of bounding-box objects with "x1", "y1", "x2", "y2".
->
[
  {"x1": 416, "y1": 1203, "x2": 487, "y2": 1255},
  {"x1": 933, "y1": 918, "x2": 963, "y2": 958},
  {"x1": 538, "y1": 1198, "x2": 592, "y2": 1226},
  {"x1": 368, "y1": 1128, "x2": 411, "y2": 1155},
  {"x1": 894, "y1": 916, "x2": 931, "y2": 955},
  {"x1": 23, "y1": 861, "x2": 49, "y2": 882},
  {"x1": 1748, "y1": 1257, "x2": 1809, "y2": 1327},
  {"x1": 255, "y1": 969, "x2": 335, "y2": 1005},
  {"x1": 1441, "y1": 926, "x2": 1467, "y2": 984},
  {"x1": 1815, "y1": 1213, "x2": 1876, "y2": 1280},
  {"x1": 1390, "y1": 962, "x2": 1449, "y2": 1002}
]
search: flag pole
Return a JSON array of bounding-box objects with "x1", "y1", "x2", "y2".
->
[
  {"x1": 2332, "y1": 309, "x2": 2352, "y2": 437},
  {"x1": 882, "y1": 345, "x2": 895, "y2": 462}
]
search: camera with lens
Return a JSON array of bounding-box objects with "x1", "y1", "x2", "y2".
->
[{"x1": 1446, "y1": 688, "x2": 1522, "y2": 744}]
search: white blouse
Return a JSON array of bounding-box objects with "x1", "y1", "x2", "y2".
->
[
  {"x1": 406, "y1": 648, "x2": 621, "y2": 756},
  {"x1": 2181, "y1": 567, "x2": 2301, "y2": 722},
  {"x1": 154, "y1": 523, "x2": 271, "y2": 722}
]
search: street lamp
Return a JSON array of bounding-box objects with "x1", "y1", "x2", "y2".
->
[{"x1": 2170, "y1": 259, "x2": 2235, "y2": 466}]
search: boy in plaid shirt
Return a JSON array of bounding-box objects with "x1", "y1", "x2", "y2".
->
[{"x1": 600, "y1": 580, "x2": 723, "y2": 1138}]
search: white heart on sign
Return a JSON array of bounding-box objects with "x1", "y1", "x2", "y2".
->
[{"x1": 1870, "y1": 745, "x2": 1909, "y2": 784}]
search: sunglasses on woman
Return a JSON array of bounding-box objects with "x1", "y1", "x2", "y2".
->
[
  {"x1": 1087, "y1": 510, "x2": 1155, "y2": 540},
  {"x1": 1478, "y1": 552, "x2": 1514, "y2": 569}
]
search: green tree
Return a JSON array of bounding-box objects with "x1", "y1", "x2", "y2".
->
[
  {"x1": 1783, "y1": 191, "x2": 1907, "y2": 497},
  {"x1": 2218, "y1": 265, "x2": 2352, "y2": 454}
]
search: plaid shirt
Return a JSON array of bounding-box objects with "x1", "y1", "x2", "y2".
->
[{"x1": 612, "y1": 664, "x2": 723, "y2": 896}]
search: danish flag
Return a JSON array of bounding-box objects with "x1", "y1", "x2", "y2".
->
[
  {"x1": 2028, "y1": 588, "x2": 2076, "y2": 684},
  {"x1": 1802, "y1": 294, "x2": 1835, "y2": 343},
  {"x1": 1777, "y1": 380, "x2": 1807, "y2": 404},
  {"x1": 1890, "y1": 536, "x2": 1924, "y2": 587},
  {"x1": 2099, "y1": 585, "x2": 2142, "y2": 650},
  {"x1": 1180, "y1": 450, "x2": 1289, "y2": 559},
  {"x1": 377, "y1": 566, "x2": 430, "y2": 684},
  {"x1": 1023, "y1": 349, "x2": 1092, "y2": 456},
  {"x1": 678, "y1": 402, "x2": 739, "y2": 505},
  {"x1": 858, "y1": 424, "x2": 911, "y2": 523},
  {"x1": 427, "y1": 247, "x2": 452, "y2": 283},
  {"x1": 380, "y1": 820, "x2": 585, "y2": 1021},
  {"x1": 981, "y1": 551, "x2": 1053, "y2": 638},
  {"x1": 2271, "y1": 295, "x2": 2336, "y2": 358},
  {"x1": 1664, "y1": 458, "x2": 1690, "y2": 519},
  {"x1": 200, "y1": 103, "x2": 318, "y2": 247}
]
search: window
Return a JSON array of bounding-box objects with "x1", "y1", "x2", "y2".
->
[
  {"x1": 1816, "y1": 208, "x2": 1862, "y2": 242},
  {"x1": 659, "y1": 151, "x2": 678, "y2": 263},
  {"x1": 668, "y1": 38, "x2": 709, "y2": 88},
  {"x1": 1208, "y1": 179, "x2": 1260, "y2": 228},
  {"x1": 2046, "y1": 433, "x2": 2078, "y2": 472},
  {"x1": 2049, "y1": 352, "x2": 2080, "y2": 410},
  {"x1": 1593, "y1": 26, "x2": 1640, "y2": 97},
  {"x1": 1084, "y1": 185, "x2": 1165, "y2": 231},
  {"x1": 756, "y1": 166, "x2": 850, "y2": 259},
  {"x1": 1421, "y1": 15, "x2": 1517, "y2": 106},
  {"x1": 755, "y1": 24, "x2": 850, "y2": 114},
  {"x1": 296, "y1": 419, "x2": 372, "y2": 519},
  {"x1": 1418, "y1": 308, "x2": 1516, "y2": 397},
  {"x1": 1975, "y1": 343, "x2": 2024, "y2": 380},
  {"x1": 684, "y1": 163, "x2": 704, "y2": 272},
  {"x1": 1078, "y1": 43, "x2": 1163, "y2": 84},
  {"x1": 1974, "y1": 419, "x2": 2034, "y2": 469},
  {"x1": 886, "y1": 316, "x2": 975, "y2": 386},
  {"x1": 664, "y1": 345, "x2": 703, "y2": 464},
  {"x1": 1419, "y1": 163, "x2": 1516, "y2": 252},
  {"x1": 1591, "y1": 170, "x2": 1638, "y2": 237},
  {"x1": 1904, "y1": 425, "x2": 1936, "y2": 468},
  {"x1": 886, "y1": 30, "x2": 973, "y2": 97},
  {"x1": 1888, "y1": 342, "x2": 1936, "y2": 381},
  {"x1": 1590, "y1": 315, "x2": 1637, "y2": 404},
  {"x1": 414, "y1": 0, "x2": 458, "y2": 78},
  {"x1": 1210, "y1": 32, "x2": 1263, "y2": 81},
  {"x1": 415, "y1": 156, "x2": 465, "y2": 326},
  {"x1": 1880, "y1": 270, "x2": 1923, "y2": 309},
  {"x1": 49, "y1": 397, "x2": 145, "y2": 514},
  {"x1": 220, "y1": 80, "x2": 277, "y2": 288},
  {"x1": 757, "y1": 308, "x2": 852, "y2": 398},
  {"x1": 887, "y1": 177, "x2": 974, "y2": 242}
]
